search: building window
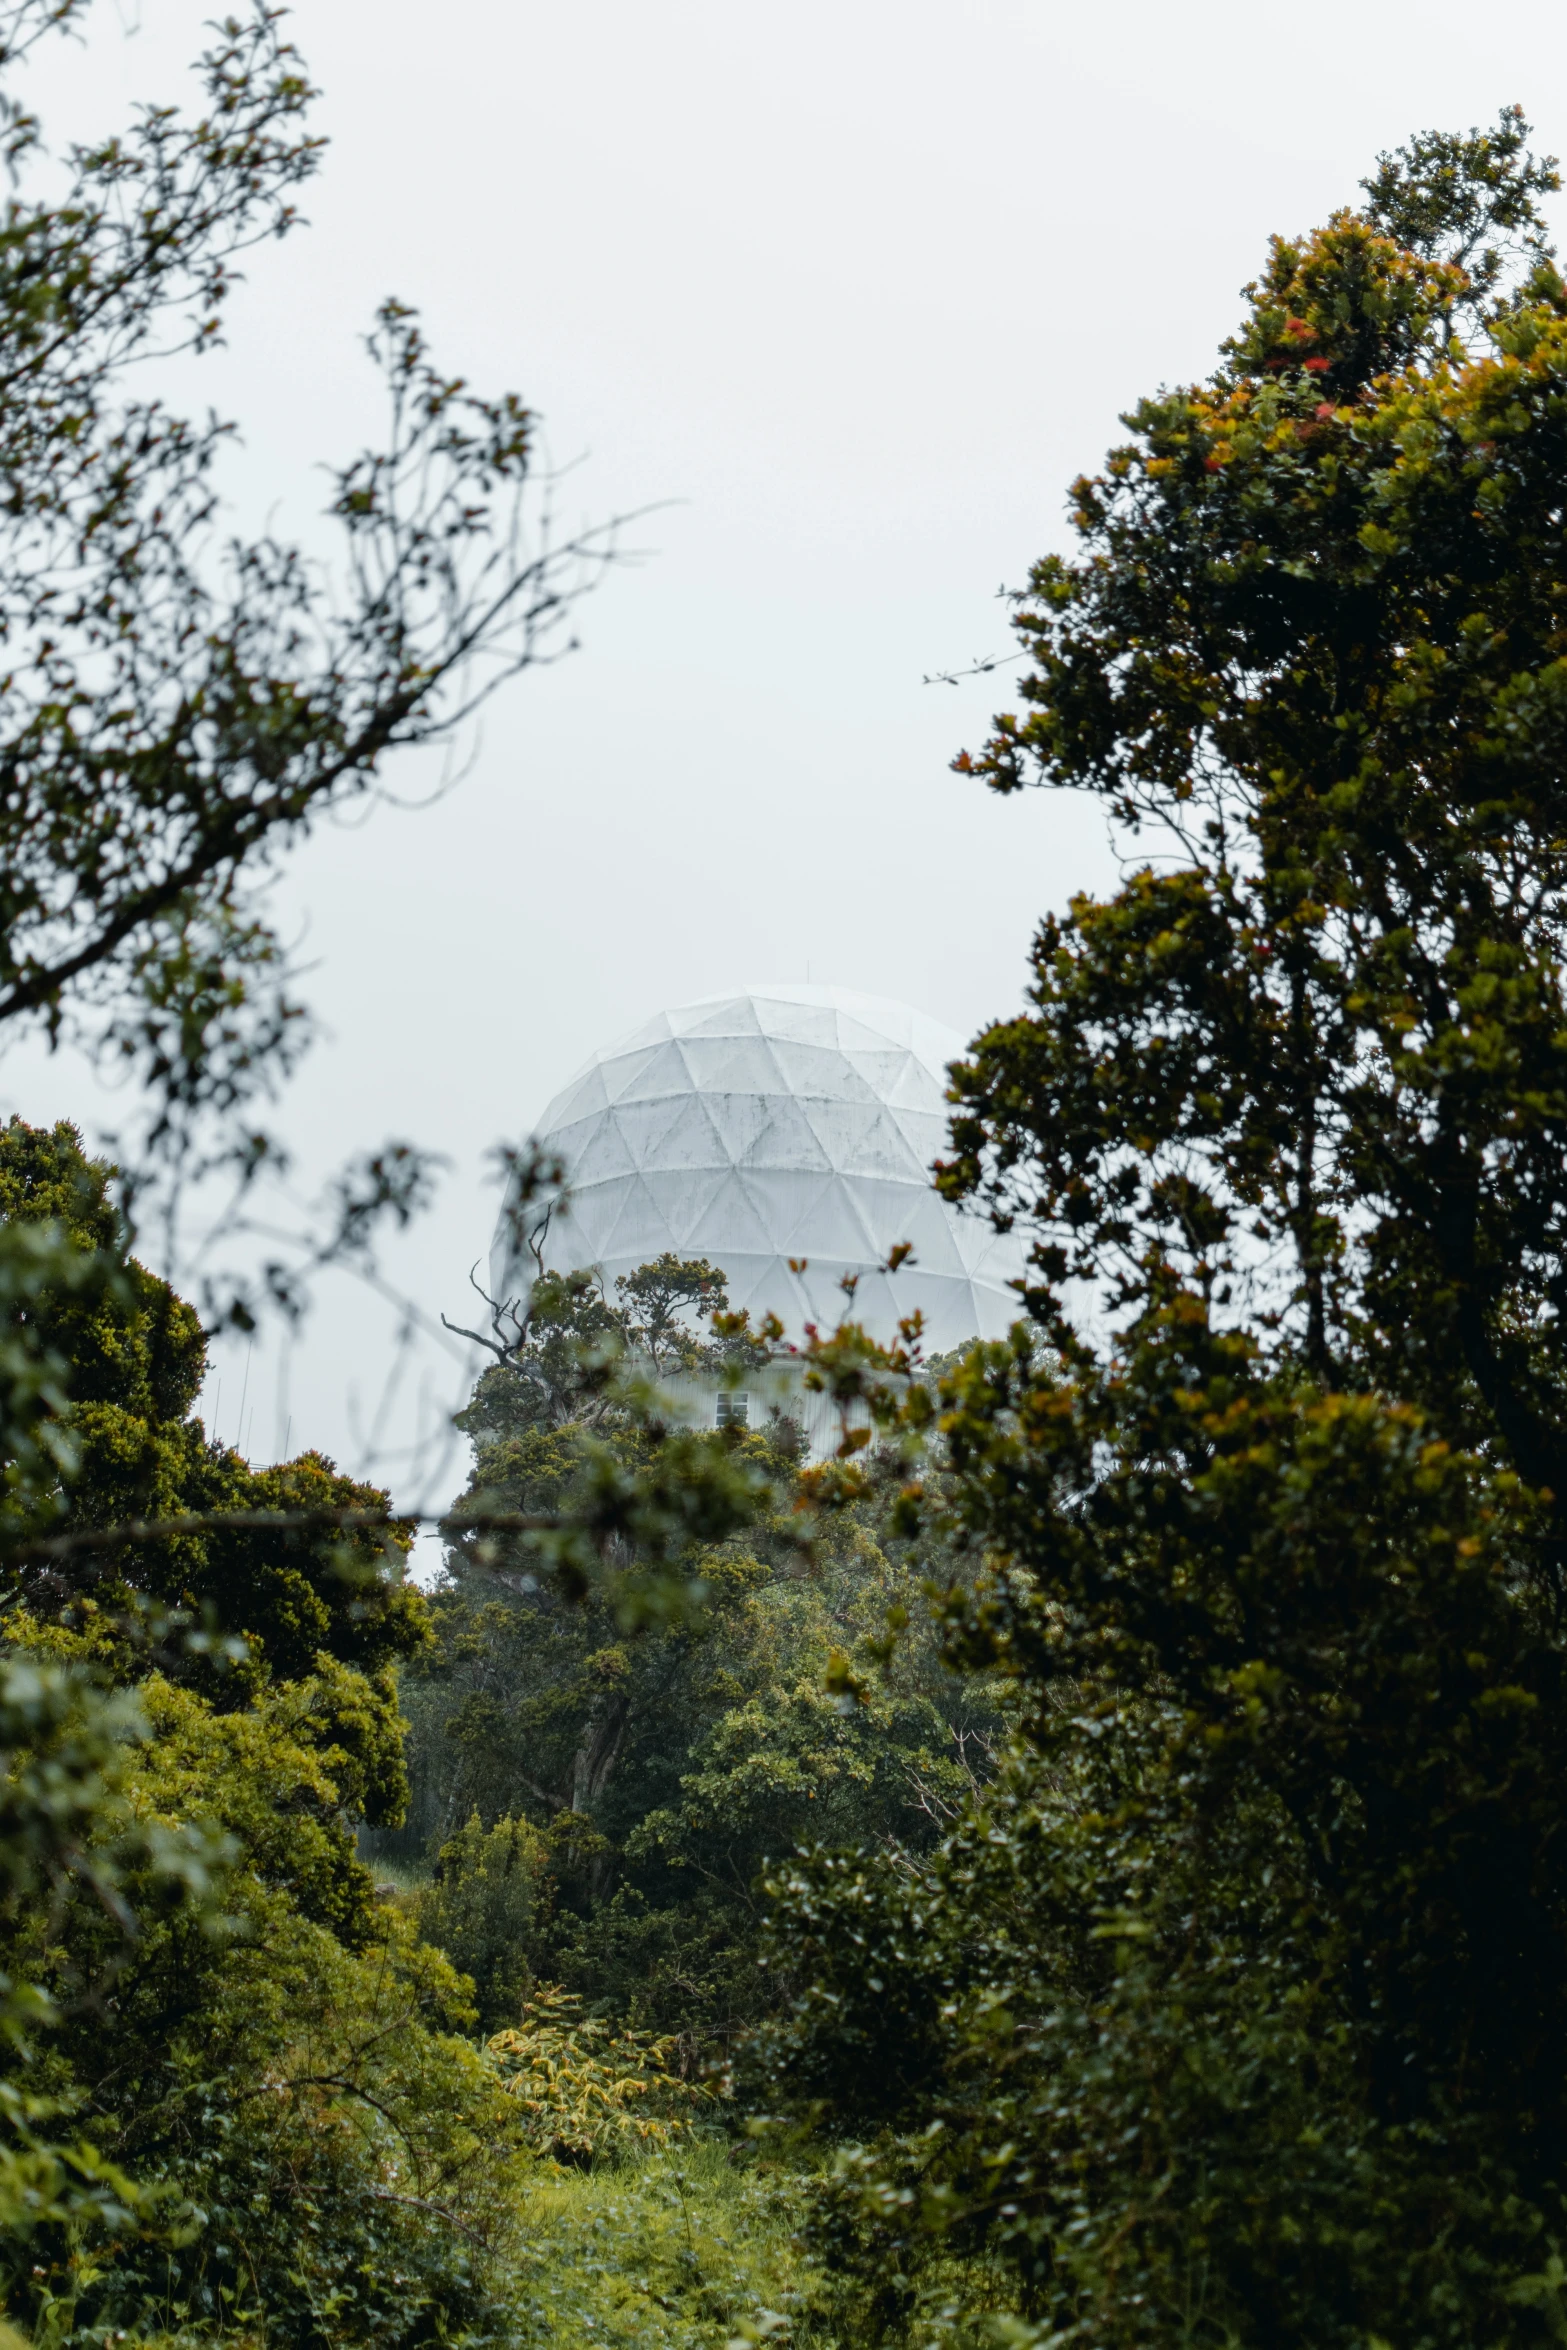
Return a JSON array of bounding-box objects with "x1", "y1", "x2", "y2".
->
[{"x1": 717, "y1": 1391, "x2": 750, "y2": 1429}]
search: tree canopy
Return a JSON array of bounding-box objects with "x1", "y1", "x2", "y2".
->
[
  {"x1": 0, "y1": 6, "x2": 628, "y2": 2333},
  {"x1": 747, "y1": 107, "x2": 1567, "y2": 2349},
  {"x1": 8, "y1": 26, "x2": 1567, "y2": 2343},
  {"x1": 384, "y1": 1255, "x2": 997, "y2": 2043},
  {"x1": 0, "y1": 0, "x2": 609, "y2": 1232}
]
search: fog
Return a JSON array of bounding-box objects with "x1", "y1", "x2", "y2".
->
[{"x1": 6, "y1": 0, "x2": 1565, "y2": 1542}]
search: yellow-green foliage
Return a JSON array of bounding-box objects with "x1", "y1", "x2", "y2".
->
[
  {"x1": 0, "y1": 1120, "x2": 431, "y2": 1703},
  {"x1": 487, "y1": 1986, "x2": 707, "y2": 2164},
  {"x1": 0, "y1": 1618, "x2": 534, "y2": 2345},
  {"x1": 395, "y1": 1440, "x2": 1004, "y2": 2043},
  {"x1": 507, "y1": 2135, "x2": 830, "y2": 2348}
]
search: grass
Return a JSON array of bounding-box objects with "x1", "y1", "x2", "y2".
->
[
  {"x1": 504, "y1": 2131, "x2": 832, "y2": 2347},
  {"x1": 358, "y1": 1850, "x2": 432, "y2": 1896}
]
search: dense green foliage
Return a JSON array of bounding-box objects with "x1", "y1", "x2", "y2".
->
[
  {"x1": 743, "y1": 105, "x2": 1567, "y2": 2350},
  {"x1": 5, "y1": 12, "x2": 1565, "y2": 2343},
  {"x1": 4, "y1": 1630, "x2": 531, "y2": 2346},
  {"x1": 0, "y1": 6, "x2": 838, "y2": 2344},
  {"x1": 0, "y1": 1133, "x2": 900, "y2": 2344},
  {"x1": 387, "y1": 1264, "x2": 1002, "y2": 2047},
  {"x1": 0, "y1": 1120, "x2": 428, "y2": 1702},
  {"x1": 0, "y1": 1121, "x2": 546, "y2": 2345}
]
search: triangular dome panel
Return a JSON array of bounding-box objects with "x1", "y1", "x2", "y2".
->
[
  {"x1": 677, "y1": 1034, "x2": 790, "y2": 1098},
  {"x1": 672, "y1": 996, "x2": 764, "y2": 1041},
  {"x1": 613, "y1": 1093, "x2": 729, "y2": 1174},
  {"x1": 605, "y1": 1040, "x2": 699, "y2": 1105},
  {"x1": 768, "y1": 1039, "x2": 879, "y2": 1104},
  {"x1": 682, "y1": 1169, "x2": 780, "y2": 1257},
  {"x1": 650, "y1": 1166, "x2": 734, "y2": 1252},
  {"x1": 561, "y1": 1176, "x2": 640, "y2": 1260},
  {"x1": 736, "y1": 1094, "x2": 836, "y2": 1174},
  {"x1": 699, "y1": 1090, "x2": 776, "y2": 1165},
  {"x1": 566, "y1": 1113, "x2": 640, "y2": 1187},
  {"x1": 888, "y1": 1104, "x2": 949, "y2": 1170},
  {"x1": 752, "y1": 996, "x2": 841, "y2": 1050},
  {"x1": 595, "y1": 1174, "x2": 680, "y2": 1261},
  {"x1": 842, "y1": 1047, "x2": 927, "y2": 1103},
  {"x1": 802, "y1": 1100, "x2": 926, "y2": 1182},
  {"x1": 544, "y1": 1064, "x2": 613, "y2": 1127},
  {"x1": 771, "y1": 1171, "x2": 879, "y2": 1261},
  {"x1": 885, "y1": 1051, "x2": 950, "y2": 1111}
]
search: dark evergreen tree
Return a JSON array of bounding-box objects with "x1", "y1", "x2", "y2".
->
[{"x1": 756, "y1": 110, "x2": 1567, "y2": 2350}]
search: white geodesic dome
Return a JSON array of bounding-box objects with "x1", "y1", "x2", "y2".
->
[{"x1": 492, "y1": 984, "x2": 1027, "y2": 1354}]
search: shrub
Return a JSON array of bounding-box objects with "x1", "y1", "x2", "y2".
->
[{"x1": 487, "y1": 1986, "x2": 708, "y2": 2166}]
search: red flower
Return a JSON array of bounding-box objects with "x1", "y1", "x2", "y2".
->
[
  {"x1": 1303, "y1": 356, "x2": 1331, "y2": 374},
  {"x1": 1315, "y1": 402, "x2": 1337, "y2": 421}
]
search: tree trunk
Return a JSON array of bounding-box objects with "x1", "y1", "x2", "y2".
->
[{"x1": 570, "y1": 1689, "x2": 629, "y2": 1901}]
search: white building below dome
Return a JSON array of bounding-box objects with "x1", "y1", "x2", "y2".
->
[{"x1": 494, "y1": 983, "x2": 1026, "y2": 1358}]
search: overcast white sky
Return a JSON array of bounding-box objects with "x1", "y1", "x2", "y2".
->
[{"x1": 6, "y1": 0, "x2": 1567, "y2": 1520}]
